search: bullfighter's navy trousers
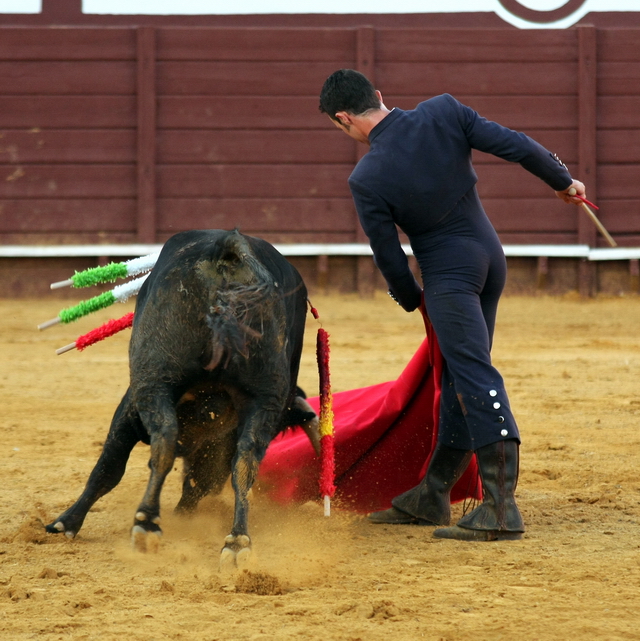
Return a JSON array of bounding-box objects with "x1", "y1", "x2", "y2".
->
[{"x1": 411, "y1": 187, "x2": 520, "y2": 452}]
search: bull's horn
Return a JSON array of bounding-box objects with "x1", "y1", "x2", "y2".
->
[{"x1": 294, "y1": 396, "x2": 321, "y2": 456}]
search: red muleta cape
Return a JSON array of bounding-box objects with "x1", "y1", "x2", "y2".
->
[{"x1": 257, "y1": 327, "x2": 481, "y2": 513}]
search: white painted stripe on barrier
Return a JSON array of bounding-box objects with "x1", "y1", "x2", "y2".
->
[
  {"x1": 588, "y1": 248, "x2": 640, "y2": 261},
  {"x1": 502, "y1": 245, "x2": 590, "y2": 258},
  {"x1": 0, "y1": 243, "x2": 376, "y2": 258},
  {"x1": 0, "y1": 245, "x2": 164, "y2": 258},
  {"x1": 273, "y1": 243, "x2": 375, "y2": 256},
  {"x1": 1, "y1": 244, "x2": 639, "y2": 260}
]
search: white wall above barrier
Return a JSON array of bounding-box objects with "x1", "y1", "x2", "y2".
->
[
  {"x1": 0, "y1": 0, "x2": 40, "y2": 12},
  {"x1": 80, "y1": 0, "x2": 639, "y2": 29}
]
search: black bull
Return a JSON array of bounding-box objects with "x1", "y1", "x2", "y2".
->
[{"x1": 46, "y1": 230, "x2": 320, "y2": 568}]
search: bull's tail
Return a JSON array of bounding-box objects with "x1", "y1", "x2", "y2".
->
[{"x1": 204, "y1": 231, "x2": 273, "y2": 370}]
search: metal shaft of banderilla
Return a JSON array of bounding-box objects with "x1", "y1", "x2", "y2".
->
[{"x1": 569, "y1": 188, "x2": 617, "y2": 248}]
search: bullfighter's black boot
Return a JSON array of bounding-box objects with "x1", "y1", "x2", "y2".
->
[
  {"x1": 433, "y1": 438, "x2": 524, "y2": 541},
  {"x1": 368, "y1": 443, "x2": 473, "y2": 525}
]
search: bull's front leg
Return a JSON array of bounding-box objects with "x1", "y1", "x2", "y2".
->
[
  {"x1": 131, "y1": 397, "x2": 179, "y2": 553},
  {"x1": 219, "y1": 400, "x2": 278, "y2": 571},
  {"x1": 46, "y1": 391, "x2": 140, "y2": 539}
]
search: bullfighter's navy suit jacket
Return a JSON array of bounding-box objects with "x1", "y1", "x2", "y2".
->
[
  {"x1": 349, "y1": 94, "x2": 572, "y2": 311},
  {"x1": 348, "y1": 94, "x2": 573, "y2": 450}
]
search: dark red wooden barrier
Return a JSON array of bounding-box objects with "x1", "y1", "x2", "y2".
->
[
  {"x1": 0, "y1": 6, "x2": 639, "y2": 295},
  {"x1": 1, "y1": 25, "x2": 638, "y2": 249}
]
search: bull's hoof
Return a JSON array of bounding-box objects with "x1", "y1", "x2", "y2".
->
[
  {"x1": 131, "y1": 525, "x2": 162, "y2": 553},
  {"x1": 131, "y1": 512, "x2": 163, "y2": 553},
  {"x1": 45, "y1": 520, "x2": 78, "y2": 540},
  {"x1": 219, "y1": 534, "x2": 252, "y2": 572}
]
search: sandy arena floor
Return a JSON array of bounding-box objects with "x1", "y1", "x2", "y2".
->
[{"x1": 1, "y1": 293, "x2": 640, "y2": 640}]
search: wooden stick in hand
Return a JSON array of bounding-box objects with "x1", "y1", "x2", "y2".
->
[{"x1": 568, "y1": 188, "x2": 617, "y2": 248}]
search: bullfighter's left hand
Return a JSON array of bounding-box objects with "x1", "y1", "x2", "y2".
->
[{"x1": 556, "y1": 180, "x2": 586, "y2": 205}]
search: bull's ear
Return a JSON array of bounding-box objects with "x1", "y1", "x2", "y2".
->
[{"x1": 295, "y1": 385, "x2": 307, "y2": 399}]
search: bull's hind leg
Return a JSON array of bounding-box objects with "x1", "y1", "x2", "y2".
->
[
  {"x1": 219, "y1": 447, "x2": 259, "y2": 571},
  {"x1": 131, "y1": 394, "x2": 179, "y2": 553},
  {"x1": 219, "y1": 401, "x2": 276, "y2": 571},
  {"x1": 46, "y1": 390, "x2": 141, "y2": 539}
]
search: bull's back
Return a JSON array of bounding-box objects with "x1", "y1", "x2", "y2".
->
[
  {"x1": 136, "y1": 230, "x2": 305, "y2": 315},
  {"x1": 129, "y1": 230, "x2": 307, "y2": 386}
]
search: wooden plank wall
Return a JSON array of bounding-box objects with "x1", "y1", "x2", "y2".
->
[
  {"x1": 597, "y1": 28, "x2": 640, "y2": 244},
  {"x1": 153, "y1": 27, "x2": 357, "y2": 244},
  {"x1": 0, "y1": 26, "x2": 639, "y2": 250},
  {"x1": 0, "y1": 28, "x2": 138, "y2": 244}
]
